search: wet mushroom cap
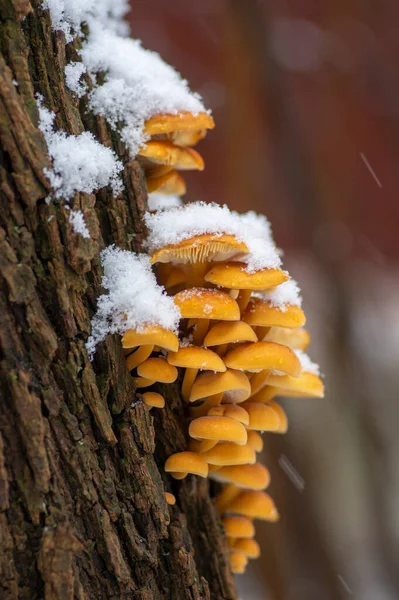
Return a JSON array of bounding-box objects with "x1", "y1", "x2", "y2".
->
[
  {"x1": 122, "y1": 326, "x2": 179, "y2": 352},
  {"x1": 137, "y1": 358, "x2": 178, "y2": 383},
  {"x1": 224, "y1": 341, "x2": 302, "y2": 376},
  {"x1": 225, "y1": 491, "x2": 279, "y2": 521},
  {"x1": 204, "y1": 321, "x2": 258, "y2": 347},
  {"x1": 222, "y1": 516, "x2": 255, "y2": 539},
  {"x1": 143, "y1": 111, "x2": 215, "y2": 136},
  {"x1": 243, "y1": 298, "x2": 306, "y2": 329},
  {"x1": 210, "y1": 463, "x2": 270, "y2": 490},
  {"x1": 201, "y1": 442, "x2": 256, "y2": 466},
  {"x1": 241, "y1": 402, "x2": 281, "y2": 432},
  {"x1": 167, "y1": 346, "x2": 226, "y2": 372},
  {"x1": 189, "y1": 416, "x2": 248, "y2": 445},
  {"x1": 150, "y1": 233, "x2": 249, "y2": 265},
  {"x1": 142, "y1": 392, "x2": 165, "y2": 409},
  {"x1": 204, "y1": 262, "x2": 289, "y2": 290},
  {"x1": 139, "y1": 140, "x2": 204, "y2": 170},
  {"x1": 189, "y1": 369, "x2": 251, "y2": 403},
  {"x1": 233, "y1": 538, "x2": 260, "y2": 559},
  {"x1": 164, "y1": 451, "x2": 208, "y2": 478},
  {"x1": 174, "y1": 288, "x2": 240, "y2": 321}
]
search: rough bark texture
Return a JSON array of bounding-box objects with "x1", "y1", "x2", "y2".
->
[{"x1": 0, "y1": 2, "x2": 238, "y2": 598}]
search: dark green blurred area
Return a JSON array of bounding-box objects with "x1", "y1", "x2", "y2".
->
[{"x1": 130, "y1": 2, "x2": 399, "y2": 598}]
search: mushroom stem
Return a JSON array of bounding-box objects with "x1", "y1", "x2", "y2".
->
[
  {"x1": 215, "y1": 483, "x2": 241, "y2": 513},
  {"x1": 237, "y1": 289, "x2": 252, "y2": 316},
  {"x1": 184, "y1": 262, "x2": 209, "y2": 287},
  {"x1": 192, "y1": 319, "x2": 210, "y2": 345},
  {"x1": 188, "y1": 392, "x2": 224, "y2": 418},
  {"x1": 182, "y1": 368, "x2": 199, "y2": 402},
  {"x1": 126, "y1": 345, "x2": 154, "y2": 370}
]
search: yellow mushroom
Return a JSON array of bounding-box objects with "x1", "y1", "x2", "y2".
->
[
  {"x1": 189, "y1": 416, "x2": 248, "y2": 446},
  {"x1": 224, "y1": 341, "x2": 302, "y2": 376},
  {"x1": 142, "y1": 392, "x2": 165, "y2": 409},
  {"x1": 137, "y1": 357, "x2": 178, "y2": 384},
  {"x1": 164, "y1": 451, "x2": 208, "y2": 479}
]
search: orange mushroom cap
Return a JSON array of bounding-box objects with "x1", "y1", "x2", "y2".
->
[
  {"x1": 139, "y1": 140, "x2": 204, "y2": 170},
  {"x1": 164, "y1": 451, "x2": 208, "y2": 478},
  {"x1": 243, "y1": 298, "x2": 306, "y2": 329},
  {"x1": 229, "y1": 550, "x2": 248, "y2": 574},
  {"x1": 167, "y1": 346, "x2": 226, "y2": 372},
  {"x1": 146, "y1": 169, "x2": 186, "y2": 195},
  {"x1": 143, "y1": 111, "x2": 215, "y2": 136},
  {"x1": 210, "y1": 463, "x2": 270, "y2": 490},
  {"x1": 189, "y1": 416, "x2": 248, "y2": 445},
  {"x1": 174, "y1": 288, "x2": 240, "y2": 321},
  {"x1": 189, "y1": 369, "x2": 251, "y2": 403},
  {"x1": 225, "y1": 491, "x2": 279, "y2": 521},
  {"x1": 137, "y1": 357, "x2": 178, "y2": 383},
  {"x1": 204, "y1": 321, "x2": 257, "y2": 347},
  {"x1": 222, "y1": 516, "x2": 255, "y2": 539},
  {"x1": 263, "y1": 326, "x2": 310, "y2": 350},
  {"x1": 208, "y1": 404, "x2": 249, "y2": 426},
  {"x1": 201, "y1": 442, "x2": 256, "y2": 466},
  {"x1": 263, "y1": 371, "x2": 324, "y2": 398},
  {"x1": 151, "y1": 233, "x2": 249, "y2": 265},
  {"x1": 241, "y1": 402, "x2": 280, "y2": 432},
  {"x1": 204, "y1": 262, "x2": 288, "y2": 290},
  {"x1": 142, "y1": 392, "x2": 165, "y2": 409},
  {"x1": 246, "y1": 430, "x2": 264, "y2": 453},
  {"x1": 233, "y1": 538, "x2": 260, "y2": 559},
  {"x1": 268, "y1": 400, "x2": 288, "y2": 433},
  {"x1": 224, "y1": 341, "x2": 302, "y2": 376},
  {"x1": 122, "y1": 326, "x2": 179, "y2": 352},
  {"x1": 164, "y1": 492, "x2": 176, "y2": 505}
]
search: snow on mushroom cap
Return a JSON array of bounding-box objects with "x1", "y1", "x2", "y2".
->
[
  {"x1": 144, "y1": 202, "x2": 282, "y2": 273},
  {"x1": 81, "y1": 23, "x2": 208, "y2": 155},
  {"x1": 86, "y1": 246, "x2": 180, "y2": 359},
  {"x1": 255, "y1": 279, "x2": 302, "y2": 311},
  {"x1": 294, "y1": 350, "x2": 320, "y2": 376}
]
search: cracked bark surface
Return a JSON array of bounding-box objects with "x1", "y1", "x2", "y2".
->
[{"x1": 0, "y1": 2, "x2": 238, "y2": 598}]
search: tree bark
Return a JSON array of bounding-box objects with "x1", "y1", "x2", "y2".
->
[{"x1": 0, "y1": 2, "x2": 237, "y2": 598}]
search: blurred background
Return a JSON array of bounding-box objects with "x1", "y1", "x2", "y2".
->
[{"x1": 129, "y1": 2, "x2": 399, "y2": 598}]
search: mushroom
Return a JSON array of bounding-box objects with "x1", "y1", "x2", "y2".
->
[
  {"x1": 126, "y1": 345, "x2": 154, "y2": 370},
  {"x1": 122, "y1": 326, "x2": 179, "y2": 352},
  {"x1": 229, "y1": 550, "x2": 248, "y2": 574},
  {"x1": 204, "y1": 321, "x2": 258, "y2": 352},
  {"x1": 261, "y1": 371, "x2": 324, "y2": 398},
  {"x1": 233, "y1": 538, "x2": 260, "y2": 559},
  {"x1": 262, "y1": 326, "x2": 310, "y2": 349},
  {"x1": 174, "y1": 288, "x2": 240, "y2": 321},
  {"x1": 189, "y1": 415, "x2": 248, "y2": 446},
  {"x1": 143, "y1": 111, "x2": 215, "y2": 137},
  {"x1": 201, "y1": 442, "x2": 256, "y2": 466},
  {"x1": 151, "y1": 233, "x2": 249, "y2": 266},
  {"x1": 246, "y1": 430, "x2": 264, "y2": 453},
  {"x1": 137, "y1": 357, "x2": 178, "y2": 383},
  {"x1": 204, "y1": 261, "x2": 288, "y2": 290},
  {"x1": 207, "y1": 404, "x2": 249, "y2": 426},
  {"x1": 240, "y1": 402, "x2": 280, "y2": 432},
  {"x1": 164, "y1": 451, "x2": 208, "y2": 479},
  {"x1": 133, "y1": 377, "x2": 155, "y2": 389},
  {"x1": 210, "y1": 463, "x2": 271, "y2": 491},
  {"x1": 164, "y1": 492, "x2": 176, "y2": 505},
  {"x1": 268, "y1": 400, "x2": 288, "y2": 434},
  {"x1": 139, "y1": 140, "x2": 205, "y2": 171},
  {"x1": 222, "y1": 516, "x2": 255, "y2": 539},
  {"x1": 224, "y1": 341, "x2": 302, "y2": 376},
  {"x1": 146, "y1": 169, "x2": 186, "y2": 195},
  {"x1": 243, "y1": 297, "x2": 306, "y2": 329},
  {"x1": 189, "y1": 369, "x2": 251, "y2": 404},
  {"x1": 224, "y1": 490, "x2": 279, "y2": 522},
  {"x1": 142, "y1": 391, "x2": 165, "y2": 409},
  {"x1": 167, "y1": 345, "x2": 226, "y2": 401}
]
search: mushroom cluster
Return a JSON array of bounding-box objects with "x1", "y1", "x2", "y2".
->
[{"x1": 139, "y1": 112, "x2": 214, "y2": 197}]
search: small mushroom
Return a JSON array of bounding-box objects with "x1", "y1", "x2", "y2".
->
[
  {"x1": 142, "y1": 392, "x2": 165, "y2": 409},
  {"x1": 204, "y1": 321, "x2": 258, "y2": 347},
  {"x1": 122, "y1": 326, "x2": 179, "y2": 352},
  {"x1": 210, "y1": 463, "x2": 270, "y2": 491},
  {"x1": 201, "y1": 442, "x2": 256, "y2": 466},
  {"x1": 164, "y1": 492, "x2": 176, "y2": 505},
  {"x1": 263, "y1": 326, "x2": 310, "y2": 349},
  {"x1": 150, "y1": 233, "x2": 249, "y2": 266},
  {"x1": 224, "y1": 341, "x2": 302, "y2": 376},
  {"x1": 174, "y1": 288, "x2": 240, "y2": 321},
  {"x1": 268, "y1": 400, "x2": 288, "y2": 434},
  {"x1": 137, "y1": 358, "x2": 178, "y2": 383},
  {"x1": 146, "y1": 169, "x2": 186, "y2": 195},
  {"x1": 189, "y1": 416, "x2": 248, "y2": 446},
  {"x1": 233, "y1": 538, "x2": 260, "y2": 559},
  {"x1": 204, "y1": 261, "x2": 288, "y2": 290},
  {"x1": 208, "y1": 404, "x2": 249, "y2": 426},
  {"x1": 222, "y1": 516, "x2": 255, "y2": 539},
  {"x1": 139, "y1": 140, "x2": 204, "y2": 171},
  {"x1": 241, "y1": 402, "x2": 280, "y2": 432},
  {"x1": 164, "y1": 451, "x2": 208, "y2": 479},
  {"x1": 224, "y1": 490, "x2": 279, "y2": 522},
  {"x1": 133, "y1": 377, "x2": 155, "y2": 389},
  {"x1": 246, "y1": 430, "x2": 264, "y2": 453},
  {"x1": 189, "y1": 369, "x2": 251, "y2": 403},
  {"x1": 262, "y1": 371, "x2": 324, "y2": 398},
  {"x1": 229, "y1": 550, "x2": 248, "y2": 574},
  {"x1": 143, "y1": 111, "x2": 215, "y2": 136}
]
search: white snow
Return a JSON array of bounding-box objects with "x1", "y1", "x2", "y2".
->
[
  {"x1": 69, "y1": 210, "x2": 90, "y2": 238},
  {"x1": 44, "y1": 0, "x2": 209, "y2": 157},
  {"x1": 257, "y1": 279, "x2": 302, "y2": 311},
  {"x1": 147, "y1": 193, "x2": 183, "y2": 211},
  {"x1": 86, "y1": 246, "x2": 181, "y2": 358},
  {"x1": 36, "y1": 95, "x2": 123, "y2": 201},
  {"x1": 144, "y1": 202, "x2": 282, "y2": 272},
  {"x1": 294, "y1": 350, "x2": 320, "y2": 375},
  {"x1": 64, "y1": 61, "x2": 87, "y2": 98}
]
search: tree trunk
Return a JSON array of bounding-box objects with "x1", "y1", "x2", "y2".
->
[{"x1": 0, "y1": 2, "x2": 237, "y2": 598}]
